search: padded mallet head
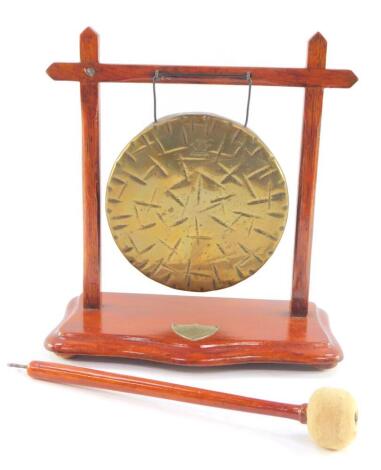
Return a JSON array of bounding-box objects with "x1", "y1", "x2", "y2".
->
[{"x1": 307, "y1": 387, "x2": 358, "y2": 450}]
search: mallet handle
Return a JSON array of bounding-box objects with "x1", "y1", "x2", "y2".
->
[{"x1": 26, "y1": 361, "x2": 307, "y2": 423}]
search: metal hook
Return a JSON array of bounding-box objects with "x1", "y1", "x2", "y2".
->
[{"x1": 152, "y1": 70, "x2": 253, "y2": 126}]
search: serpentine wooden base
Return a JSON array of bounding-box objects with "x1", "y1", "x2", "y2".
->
[{"x1": 45, "y1": 293, "x2": 342, "y2": 368}]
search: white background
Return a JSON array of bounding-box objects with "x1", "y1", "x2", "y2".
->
[{"x1": 1, "y1": 0, "x2": 380, "y2": 468}]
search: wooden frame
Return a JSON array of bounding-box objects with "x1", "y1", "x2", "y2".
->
[{"x1": 44, "y1": 28, "x2": 357, "y2": 367}]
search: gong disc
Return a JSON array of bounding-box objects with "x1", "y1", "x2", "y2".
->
[{"x1": 106, "y1": 113, "x2": 288, "y2": 292}]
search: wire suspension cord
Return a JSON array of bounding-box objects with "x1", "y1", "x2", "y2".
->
[
  {"x1": 153, "y1": 70, "x2": 160, "y2": 123},
  {"x1": 244, "y1": 72, "x2": 252, "y2": 127},
  {"x1": 152, "y1": 71, "x2": 253, "y2": 126}
]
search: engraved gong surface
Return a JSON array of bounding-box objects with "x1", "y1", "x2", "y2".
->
[{"x1": 106, "y1": 114, "x2": 288, "y2": 292}]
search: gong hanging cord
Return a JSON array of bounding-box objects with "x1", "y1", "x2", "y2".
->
[{"x1": 152, "y1": 71, "x2": 253, "y2": 126}]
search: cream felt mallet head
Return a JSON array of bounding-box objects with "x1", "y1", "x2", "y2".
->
[{"x1": 307, "y1": 388, "x2": 358, "y2": 450}]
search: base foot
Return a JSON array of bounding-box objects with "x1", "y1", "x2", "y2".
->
[{"x1": 55, "y1": 354, "x2": 76, "y2": 359}]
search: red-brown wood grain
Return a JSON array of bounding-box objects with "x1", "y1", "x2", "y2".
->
[
  {"x1": 45, "y1": 292, "x2": 343, "y2": 368},
  {"x1": 80, "y1": 28, "x2": 101, "y2": 308},
  {"x1": 46, "y1": 62, "x2": 357, "y2": 88},
  {"x1": 27, "y1": 360, "x2": 307, "y2": 422},
  {"x1": 291, "y1": 33, "x2": 327, "y2": 316}
]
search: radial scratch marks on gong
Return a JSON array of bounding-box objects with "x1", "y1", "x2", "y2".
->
[
  {"x1": 106, "y1": 114, "x2": 288, "y2": 291},
  {"x1": 148, "y1": 155, "x2": 169, "y2": 176},
  {"x1": 166, "y1": 190, "x2": 185, "y2": 207}
]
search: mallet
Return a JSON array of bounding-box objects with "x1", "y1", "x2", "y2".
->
[{"x1": 9, "y1": 361, "x2": 357, "y2": 450}]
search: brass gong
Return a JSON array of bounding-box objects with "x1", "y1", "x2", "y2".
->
[{"x1": 106, "y1": 113, "x2": 288, "y2": 292}]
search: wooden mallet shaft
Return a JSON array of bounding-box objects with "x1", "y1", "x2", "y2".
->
[{"x1": 10, "y1": 361, "x2": 306, "y2": 422}]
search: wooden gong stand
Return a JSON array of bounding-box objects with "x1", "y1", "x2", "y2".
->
[{"x1": 45, "y1": 28, "x2": 357, "y2": 368}]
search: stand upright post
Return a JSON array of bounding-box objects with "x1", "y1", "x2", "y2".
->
[
  {"x1": 80, "y1": 28, "x2": 101, "y2": 308},
  {"x1": 291, "y1": 33, "x2": 327, "y2": 316}
]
